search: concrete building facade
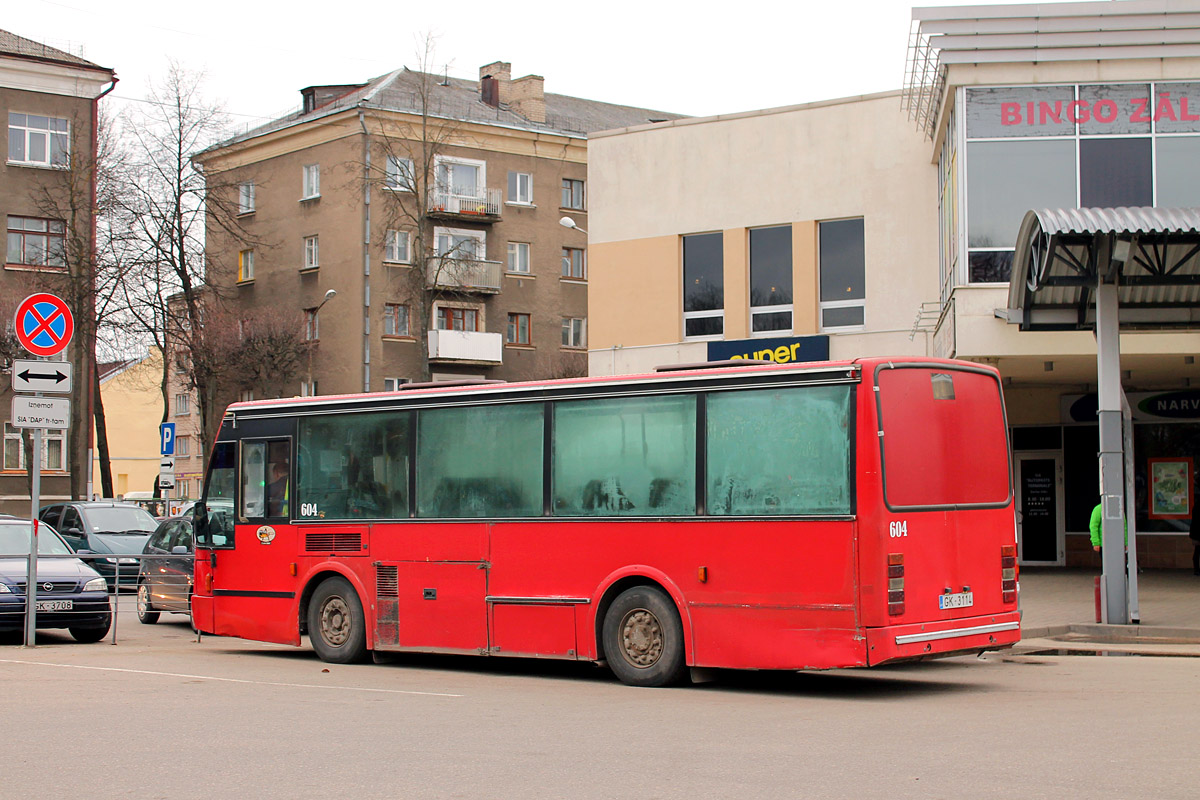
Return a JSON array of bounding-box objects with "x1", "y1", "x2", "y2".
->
[{"x1": 587, "y1": 1, "x2": 1200, "y2": 569}]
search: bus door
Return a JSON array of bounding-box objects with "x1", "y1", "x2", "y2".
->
[{"x1": 203, "y1": 437, "x2": 298, "y2": 644}]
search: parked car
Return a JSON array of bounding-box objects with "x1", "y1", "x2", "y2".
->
[
  {"x1": 39, "y1": 502, "x2": 158, "y2": 591},
  {"x1": 0, "y1": 518, "x2": 112, "y2": 642},
  {"x1": 137, "y1": 515, "x2": 193, "y2": 623}
]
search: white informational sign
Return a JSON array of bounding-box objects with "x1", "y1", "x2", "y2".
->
[
  {"x1": 158, "y1": 474, "x2": 176, "y2": 491},
  {"x1": 11, "y1": 359, "x2": 72, "y2": 394},
  {"x1": 11, "y1": 395, "x2": 70, "y2": 430},
  {"x1": 159, "y1": 457, "x2": 175, "y2": 475}
]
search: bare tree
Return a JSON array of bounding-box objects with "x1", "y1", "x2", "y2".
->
[{"x1": 117, "y1": 62, "x2": 261, "y2": 463}]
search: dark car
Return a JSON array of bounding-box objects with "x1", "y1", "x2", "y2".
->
[
  {"x1": 137, "y1": 516, "x2": 193, "y2": 623},
  {"x1": 0, "y1": 518, "x2": 112, "y2": 642},
  {"x1": 39, "y1": 502, "x2": 158, "y2": 591}
]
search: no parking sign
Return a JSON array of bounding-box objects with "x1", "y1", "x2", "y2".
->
[{"x1": 14, "y1": 293, "x2": 74, "y2": 357}]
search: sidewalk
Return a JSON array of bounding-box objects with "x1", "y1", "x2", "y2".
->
[{"x1": 1018, "y1": 567, "x2": 1200, "y2": 646}]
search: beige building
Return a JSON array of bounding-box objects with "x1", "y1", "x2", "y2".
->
[
  {"x1": 192, "y1": 62, "x2": 682, "y2": 400},
  {"x1": 91, "y1": 351, "x2": 164, "y2": 498},
  {"x1": 588, "y1": 0, "x2": 1200, "y2": 569},
  {"x1": 0, "y1": 30, "x2": 114, "y2": 514}
]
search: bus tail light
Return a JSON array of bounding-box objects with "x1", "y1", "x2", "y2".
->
[
  {"x1": 887, "y1": 553, "x2": 904, "y2": 616},
  {"x1": 1001, "y1": 545, "x2": 1017, "y2": 604}
]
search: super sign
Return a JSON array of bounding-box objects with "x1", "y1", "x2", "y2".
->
[{"x1": 15, "y1": 293, "x2": 74, "y2": 358}]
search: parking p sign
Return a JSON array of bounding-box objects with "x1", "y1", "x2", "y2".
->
[{"x1": 160, "y1": 422, "x2": 176, "y2": 456}]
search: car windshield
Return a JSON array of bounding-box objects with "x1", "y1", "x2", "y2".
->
[
  {"x1": 82, "y1": 507, "x2": 158, "y2": 533},
  {"x1": 0, "y1": 523, "x2": 73, "y2": 556}
]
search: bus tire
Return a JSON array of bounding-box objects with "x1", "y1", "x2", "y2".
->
[
  {"x1": 137, "y1": 582, "x2": 160, "y2": 624},
  {"x1": 308, "y1": 576, "x2": 368, "y2": 664},
  {"x1": 602, "y1": 586, "x2": 686, "y2": 687}
]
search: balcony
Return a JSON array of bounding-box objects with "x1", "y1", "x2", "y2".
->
[
  {"x1": 427, "y1": 329, "x2": 503, "y2": 364},
  {"x1": 428, "y1": 188, "x2": 502, "y2": 222},
  {"x1": 427, "y1": 258, "x2": 503, "y2": 293}
]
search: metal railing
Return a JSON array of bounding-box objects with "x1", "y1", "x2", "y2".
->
[
  {"x1": 426, "y1": 258, "x2": 503, "y2": 292},
  {"x1": 429, "y1": 188, "x2": 503, "y2": 217}
]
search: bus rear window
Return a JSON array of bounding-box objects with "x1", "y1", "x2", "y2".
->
[{"x1": 876, "y1": 367, "x2": 1010, "y2": 509}]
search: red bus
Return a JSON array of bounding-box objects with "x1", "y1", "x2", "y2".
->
[{"x1": 191, "y1": 357, "x2": 1019, "y2": 687}]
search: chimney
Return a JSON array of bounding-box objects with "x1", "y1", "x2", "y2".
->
[
  {"x1": 509, "y1": 74, "x2": 546, "y2": 123},
  {"x1": 479, "y1": 61, "x2": 511, "y2": 105}
]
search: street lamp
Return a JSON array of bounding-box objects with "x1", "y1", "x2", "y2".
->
[
  {"x1": 559, "y1": 216, "x2": 587, "y2": 235},
  {"x1": 306, "y1": 289, "x2": 337, "y2": 396}
]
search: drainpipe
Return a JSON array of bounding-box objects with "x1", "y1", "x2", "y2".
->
[
  {"x1": 87, "y1": 73, "x2": 118, "y2": 500},
  {"x1": 358, "y1": 108, "x2": 371, "y2": 392}
]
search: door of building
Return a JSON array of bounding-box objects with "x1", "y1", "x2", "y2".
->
[{"x1": 1016, "y1": 452, "x2": 1064, "y2": 565}]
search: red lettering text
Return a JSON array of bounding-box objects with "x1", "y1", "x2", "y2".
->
[
  {"x1": 1093, "y1": 99, "x2": 1118, "y2": 123},
  {"x1": 1155, "y1": 93, "x2": 1178, "y2": 123},
  {"x1": 1130, "y1": 97, "x2": 1151, "y2": 123},
  {"x1": 1027, "y1": 102, "x2": 1035, "y2": 125},
  {"x1": 1038, "y1": 101, "x2": 1063, "y2": 124},
  {"x1": 1181, "y1": 96, "x2": 1200, "y2": 122},
  {"x1": 1067, "y1": 100, "x2": 1090, "y2": 124},
  {"x1": 1001, "y1": 102, "x2": 1022, "y2": 125}
]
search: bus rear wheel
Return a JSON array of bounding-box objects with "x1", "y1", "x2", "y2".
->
[
  {"x1": 308, "y1": 577, "x2": 368, "y2": 664},
  {"x1": 602, "y1": 586, "x2": 686, "y2": 687}
]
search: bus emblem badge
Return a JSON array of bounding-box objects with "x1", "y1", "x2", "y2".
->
[{"x1": 257, "y1": 525, "x2": 276, "y2": 544}]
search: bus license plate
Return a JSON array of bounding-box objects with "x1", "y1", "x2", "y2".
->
[
  {"x1": 938, "y1": 592, "x2": 973, "y2": 610},
  {"x1": 35, "y1": 599, "x2": 72, "y2": 612}
]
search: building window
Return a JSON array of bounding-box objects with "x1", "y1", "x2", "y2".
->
[
  {"x1": 175, "y1": 394, "x2": 191, "y2": 415},
  {"x1": 300, "y1": 381, "x2": 317, "y2": 397},
  {"x1": 508, "y1": 171, "x2": 533, "y2": 204},
  {"x1": 436, "y1": 306, "x2": 479, "y2": 331},
  {"x1": 508, "y1": 241, "x2": 531, "y2": 273},
  {"x1": 435, "y1": 228, "x2": 484, "y2": 261},
  {"x1": 750, "y1": 225, "x2": 793, "y2": 335},
  {"x1": 3, "y1": 423, "x2": 65, "y2": 471},
  {"x1": 8, "y1": 113, "x2": 69, "y2": 167},
  {"x1": 239, "y1": 390, "x2": 255, "y2": 402},
  {"x1": 435, "y1": 156, "x2": 484, "y2": 199},
  {"x1": 384, "y1": 229, "x2": 411, "y2": 263},
  {"x1": 305, "y1": 308, "x2": 319, "y2": 340},
  {"x1": 7, "y1": 216, "x2": 66, "y2": 268},
  {"x1": 682, "y1": 232, "x2": 724, "y2": 338},
  {"x1": 507, "y1": 313, "x2": 531, "y2": 344},
  {"x1": 238, "y1": 181, "x2": 255, "y2": 214},
  {"x1": 238, "y1": 249, "x2": 254, "y2": 282},
  {"x1": 818, "y1": 218, "x2": 866, "y2": 330},
  {"x1": 561, "y1": 247, "x2": 586, "y2": 279},
  {"x1": 960, "y1": 81, "x2": 1200, "y2": 284},
  {"x1": 386, "y1": 155, "x2": 414, "y2": 191},
  {"x1": 384, "y1": 377, "x2": 410, "y2": 391},
  {"x1": 302, "y1": 164, "x2": 320, "y2": 199},
  {"x1": 562, "y1": 317, "x2": 586, "y2": 348},
  {"x1": 561, "y1": 178, "x2": 585, "y2": 210},
  {"x1": 383, "y1": 303, "x2": 410, "y2": 336},
  {"x1": 303, "y1": 235, "x2": 319, "y2": 270},
  {"x1": 176, "y1": 436, "x2": 190, "y2": 456}
]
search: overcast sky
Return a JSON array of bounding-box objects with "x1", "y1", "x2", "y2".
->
[{"x1": 9, "y1": 0, "x2": 1062, "y2": 125}]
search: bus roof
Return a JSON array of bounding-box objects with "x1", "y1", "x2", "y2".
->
[{"x1": 223, "y1": 356, "x2": 986, "y2": 419}]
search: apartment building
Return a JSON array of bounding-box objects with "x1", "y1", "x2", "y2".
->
[
  {"x1": 192, "y1": 61, "x2": 683, "y2": 400},
  {"x1": 587, "y1": 1, "x2": 1200, "y2": 569},
  {"x1": 0, "y1": 30, "x2": 114, "y2": 513}
]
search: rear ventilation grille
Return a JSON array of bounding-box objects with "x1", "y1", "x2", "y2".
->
[
  {"x1": 376, "y1": 565, "x2": 399, "y2": 598},
  {"x1": 305, "y1": 532, "x2": 363, "y2": 552},
  {"x1": 376, "y1": 564, "x2": 399, "y2": 646}
]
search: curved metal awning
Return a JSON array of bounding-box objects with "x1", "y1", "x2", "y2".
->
[{"x1": 1006, "y1": 207, "x2": 1200, "y2": 331}]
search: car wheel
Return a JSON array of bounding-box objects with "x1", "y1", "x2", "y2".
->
[
  {"x1": 137, "y1": 582, "x2": 160, "y2": 624},
  {"x1": 307, "y1": 576, "x2": 368, "y2": 664},
  {"x1": 602, "y1": 586, "x2": 686, "y2": 687},
  {"x1": 70, "y1": 611, "x2": 112, "y2": 643}
]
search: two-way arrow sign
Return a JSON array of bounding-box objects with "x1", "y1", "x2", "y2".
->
[{"x1": 12, "y1": 359, "x2": 72, "y2": 394}]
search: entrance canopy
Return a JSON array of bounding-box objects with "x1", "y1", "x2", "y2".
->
[{"x1": 1006, "y1": 207, "x2": 1200, "y2": 331}]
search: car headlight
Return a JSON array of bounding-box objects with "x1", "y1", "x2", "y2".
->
[
  {"x1": 0, "y1": 582, "x2": 10, "y2": 594},
  {"x1": 83, "y1": 577, "x2": 108, "y2": 593},
  {"x1": 101, "y1": 557, "x2": 118, "y2": 564}
]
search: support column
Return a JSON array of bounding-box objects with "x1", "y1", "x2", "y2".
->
[{"x1": 1095, "y1": 281, "x2": 1127, "y2": 624}]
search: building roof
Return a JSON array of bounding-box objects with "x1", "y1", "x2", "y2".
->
[
  {"x1": 1006, "y1": 206, "x2": 1200, "y2": 331},
  {"x1": 903, "y1": 0, "x2": 1200, "y2": 138},
  {"x1": 0, "y1": 28, "x2": 111, "y2": 72},
  {"x1": 205, "y1": 66, "x2": 686, "y2": 154}
]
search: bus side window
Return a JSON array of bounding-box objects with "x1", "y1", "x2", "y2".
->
[{"x1": 240, "y1": 442, "x2": 267, "y2": 519}]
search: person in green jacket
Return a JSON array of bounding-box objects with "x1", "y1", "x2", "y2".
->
[{"x1": 1089, "y1": 501, "x2": 1128, "y2": 552}]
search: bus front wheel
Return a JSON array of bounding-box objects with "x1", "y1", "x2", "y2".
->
[
  {"x1": 308, "y1": 577, "x2": 368, "y2": 664},
  {"x1": 602, "y1": 586, "x2": 686, "y2": 687}
]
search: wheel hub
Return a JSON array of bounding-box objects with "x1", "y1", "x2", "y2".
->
[
  {"x1": 620, "y1": 608, "x2": 663, "y2": 667},
  {"x1": 320, "y1": 596, "x2": 351, "y2": 646}
]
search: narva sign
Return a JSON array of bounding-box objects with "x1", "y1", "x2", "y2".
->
[{"x1": 1001, "y1": 92, "x2": 1199, "y2": 126}]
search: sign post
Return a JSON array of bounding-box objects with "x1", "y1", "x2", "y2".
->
[{"x1": 13, "y1": 293, "x2": 74, "y2": 648}]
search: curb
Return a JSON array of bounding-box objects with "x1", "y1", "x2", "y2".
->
[{"x1": 1021, "y1": 622, "x2": 1200, "y2": 645}]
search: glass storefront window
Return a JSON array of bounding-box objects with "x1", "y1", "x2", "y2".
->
[
  {"x1": 1079, "y1": 138, "x2": 1152, "y2": 207},
  {"x1": 1155, "y1": 136, "x2": 1200, "y2": 206}
]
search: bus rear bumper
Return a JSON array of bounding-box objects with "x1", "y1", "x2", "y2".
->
[{"x1": 865, "y1": 611, "x2": 1021, "y2": 666}]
